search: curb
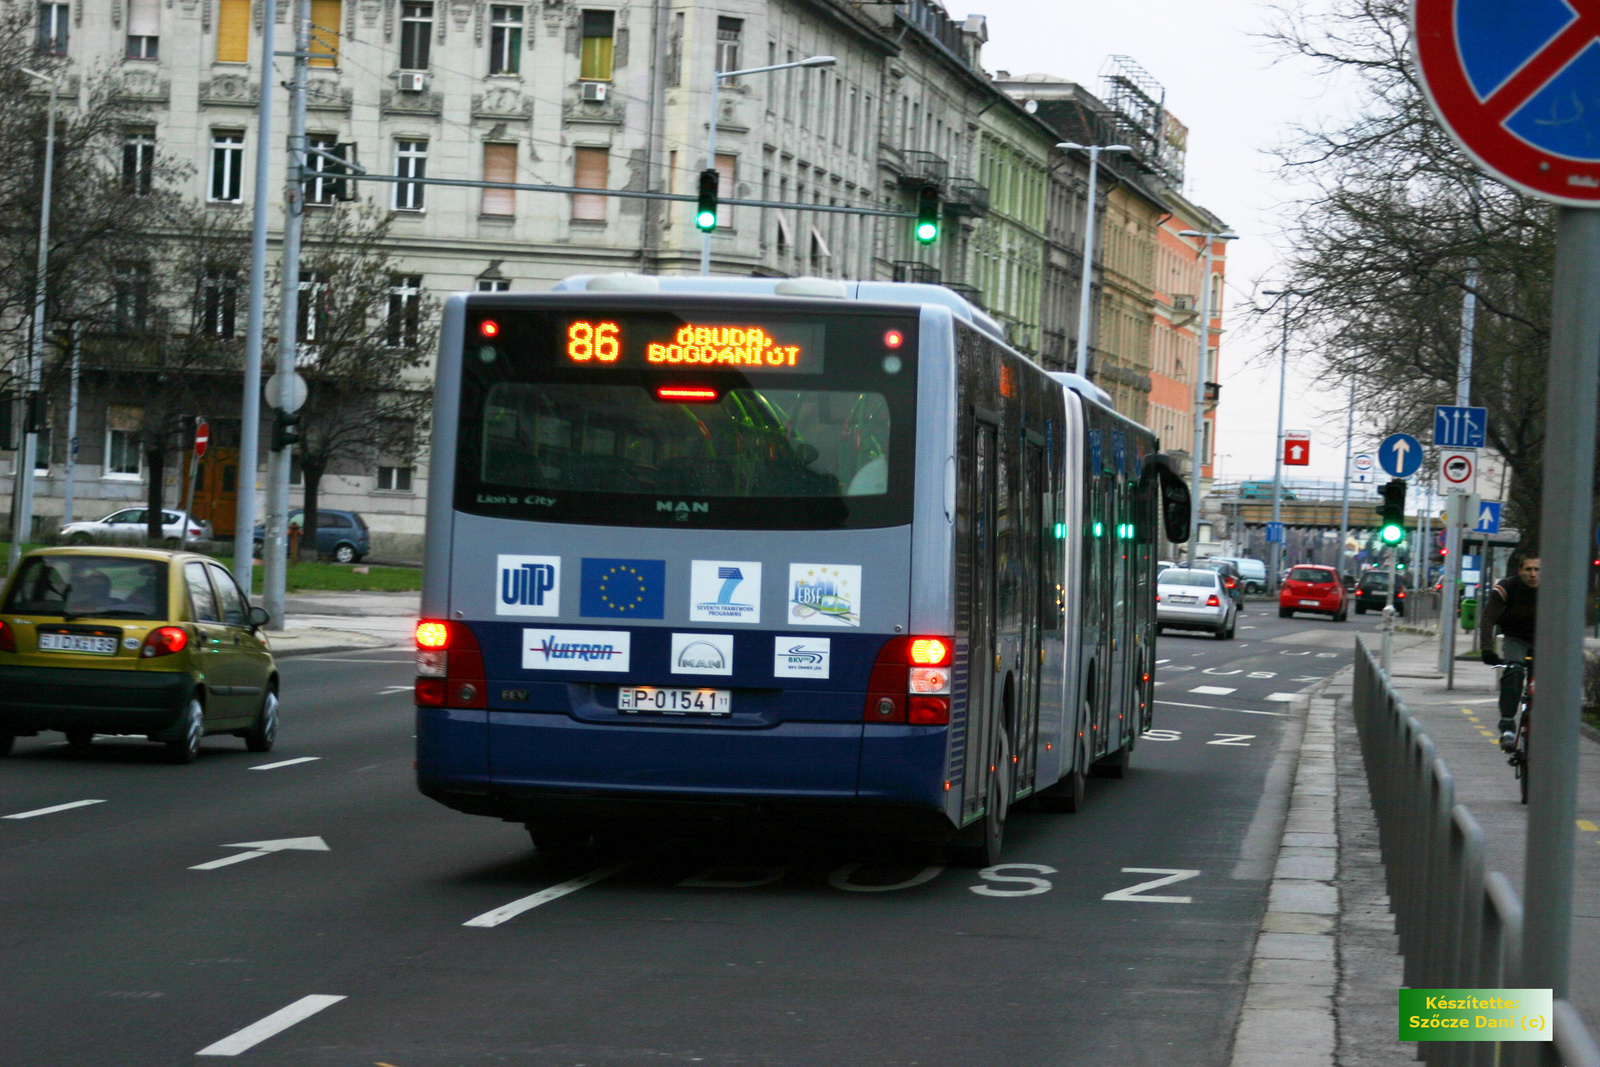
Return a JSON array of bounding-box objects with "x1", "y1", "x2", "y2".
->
[{"x1": 271, "y1": 641, "x2": 401, "y2": 659}]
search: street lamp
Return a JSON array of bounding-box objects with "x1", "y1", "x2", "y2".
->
[
  {"x1": 1262, "y1": 287, "x2": 1304, "y2": 589},
  {"x1": 1057, "y1": 143, "x2": 1131, "y2": 378},
  {"x1": 701, "y1": 55, "x2": 836, "y2": 276},
  {"x1": 1178, "y1": 228, "x2": 1237, "y2": 563},
  {"x1": 11, "y1": 68, "x2": 59, "y2": 572}
]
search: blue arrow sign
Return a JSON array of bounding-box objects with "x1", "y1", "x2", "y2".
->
[
  {"x1": 1472, "y1": 501, "x2": 1501, "y2": 534},
  {"x1": 1265, "y1": 521, "x2": 1285, "y2": 544},
  {"x1": 1378, "y1": 433, "x2": 1423, "y2": 478},
  {"x1": 1433, "y1": 405, "x2": 1488, "y2": 449}
]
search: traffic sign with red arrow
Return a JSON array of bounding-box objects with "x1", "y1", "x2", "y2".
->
[{"x1": 1284, "y1": 436, "x2": 1310, "y2": 466}]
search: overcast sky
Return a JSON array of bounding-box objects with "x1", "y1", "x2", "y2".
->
[{"x1": 972, "y1": 0, "x2": 1366, "y2": 483}]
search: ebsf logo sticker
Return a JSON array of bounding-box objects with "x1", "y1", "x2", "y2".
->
[
  {"x1": 671, "y1": 632, "x2": 733, "y2": 676},
  {"x1": 787, "y1": 564, "x2": 862, "y2": 627},
  {"x1": 689, "y1": 560, "x2": 761, "y2": 624},
  {"x1": 522, "y1": 629, "x2": 631, "y2": 672},
  {"x1": 773, "y1": 637, "x2": 829, "y2": 678},
  {"x1": 497, "y1": 555, "x2": 560, "y2": 617}
]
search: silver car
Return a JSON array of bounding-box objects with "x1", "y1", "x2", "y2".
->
[
  {"x1": 1156, "y1": 567, "x2": 1237, "y2": 639},
  {"x1": 60, "y1": 508, "x2": 210, "y2": 546}
]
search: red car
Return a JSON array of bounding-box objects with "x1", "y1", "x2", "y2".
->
[{"x1": 1279, "y1": 565, "x2": 1348, "y2": 621}]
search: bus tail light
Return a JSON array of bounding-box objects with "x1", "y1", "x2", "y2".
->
[
  {"x1": 414, "y1": 619, "x2": 487, "y2": 709},
  {"x1": 864, "y1": 635, "x2": 955, "y2": 725},
  {"x1": 908, "y1": 697, "x2": 949, "y2": 725}
]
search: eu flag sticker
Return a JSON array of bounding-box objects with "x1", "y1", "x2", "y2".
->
[{"x1": 580, "y1": 558, "x2": 666, "y2": 619}]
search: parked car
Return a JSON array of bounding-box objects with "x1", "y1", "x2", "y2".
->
[
  {"x1": 59, "y1": 508, "x2": 210, "y2": 546},
  {"x1": 1355, "y1": 572, "x2": 1407, "y2": 615},
  {"x1": 1209, "y1": 556, "x2": 1269, "y2": 594},
  {"x1": 0, "y1": 547, "x2": 278, "y2": 761},
  {"x1": 1156, "y1": 567, "x2": 1237, "y2": 639},
  {"x1": 252, "y1": 509, "x2": 370, "y2": 564},
  {"x1": 1279, "y1": 565, "x2": 1348, "y2": 621},
  {"x1": 1194, "y1": 558, "x2": 1245, "y2": 604},
  {"x1": 1238, "y1": 481, "x2": 1298, "y2": 501}
]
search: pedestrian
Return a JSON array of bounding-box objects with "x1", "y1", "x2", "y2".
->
[{"x1": 1479, "y1": 550, "x2": 1539, "y2": 750}]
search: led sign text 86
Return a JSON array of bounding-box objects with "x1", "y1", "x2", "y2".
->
[
  {"x1": 567, "y1": 320, "x2": 621, "y2": 362},
  {"x1": 647, "y1": 325, "x2": 802, "y2": 368}
]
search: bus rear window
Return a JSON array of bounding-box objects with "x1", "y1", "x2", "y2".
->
[{"x1": 455, "y1": 305, "x2": 918, "y2": 529}]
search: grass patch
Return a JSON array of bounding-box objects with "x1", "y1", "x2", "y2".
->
[{"x1": 1, "y1": 541, "x2": 421, "y2": 594}]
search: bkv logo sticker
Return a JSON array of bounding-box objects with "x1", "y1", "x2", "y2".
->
[
  {"x1": 689, "y1": 560, "x2": 761, "y2": 624},
  {"x1": 773, "y1": 637, "x2": 829, "y2": 678},
  {"x1": 497, "y1": 555, "x2": 560, "y2": 617},
  {"x1": 787, "y1": 564, "x2": 861, "y2": 627},
  {"x1": 521, "y1": 629, "x2": 631, "y2": 672}
]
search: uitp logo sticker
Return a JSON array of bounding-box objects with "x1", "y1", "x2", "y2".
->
[
  {"x1": 787, "y1": 564, "x2": 862, "y2": 627},
  {"x1": 670, "y1": 632, "x2": 733, "y2": 676},
  {"x1": 496, "y1": 555, "x2": 560, "y2": 617},
  {"x1": 773, "y1": 637, "x2": 830, "y2": 679},
  {"x1": 689, "y1": 560, "x2": 761, "y2": 624},
  {"x1": 521, "y1": 629, "x2": 631, "y2": 672}
]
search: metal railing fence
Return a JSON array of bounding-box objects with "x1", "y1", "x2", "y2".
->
[{"x1": 1352, "y1": 636, "x2": 1600, "y2": 1067}]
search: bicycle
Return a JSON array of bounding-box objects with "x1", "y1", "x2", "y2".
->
[{"x1": 1491, "y1": 657, "x2": 1534, "y2": 805}]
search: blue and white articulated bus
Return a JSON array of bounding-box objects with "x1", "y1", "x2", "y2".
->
[{"x1": 414, "y1": 275, "x2": 1191, "y2": 865}]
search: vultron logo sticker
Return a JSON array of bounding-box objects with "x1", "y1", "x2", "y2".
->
[
  {"x1": 787, "y1": 564, "x2": 862, "y2": 627},
  {"x1": 689, "y1": 560, "x2": 761, "y2": 623},
  {"x1": 497, "y1": 555, "x2": 560, "y2": 617},
  {"x1": 521, "y1": 629, "x2": 631, "y2": 672},
  {"x1": 774, "y1": 637, "x2": 830, "y2": 678},
  {"x1": 671, "y1": 633, "x2": 734, "y2": 676}
]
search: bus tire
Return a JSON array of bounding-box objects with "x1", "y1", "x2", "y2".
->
[
  {"x1": 1037, "y1": 752, "x2": 1087, "y2": 813},
  {"x1": 946, "y1": 729, "x2": 1010, "y2": 867},
  {"x1": 527, "y1": 823, "x2": 592, "y2": 859}
]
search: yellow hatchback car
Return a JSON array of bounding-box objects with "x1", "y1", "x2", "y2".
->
[{"x1": 0, "y1": 547, "x2": 278, "y2": 762}]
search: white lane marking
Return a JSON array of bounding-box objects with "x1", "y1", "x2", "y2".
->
[
  {"x1": 829, "y1": 863, "x2": 945, "y2": 892},
  {"x1": 378, "y1": 686, "x2": 413, "y2": 695},
  {"x1": 1189, "y1": 686, "x2": 1237, "y2": 696},
  {"x1": 1241, "y1": 625, "x2": 1259, "y2": 629},
  {"x1": 195, "y1": 994, "x2": 347, "y2": 1056},
  {"x1": 1103, "y1": 868, "x2": 1200, "y2": 904},
  {"x1": 1155, "y1": 700, "x2": 1291, "y2": 717},
  {"x1": 1152, "y1": 681, "x2": 1165, "y2": 687},
  {"x1": 464, "y1": 859, "x2": 636, "y2": 927},
  {"x1": 249, "y1": 757, "x2": 322, "y2": 771},
  {"x1": 1201, "y1": 668, "x2": 1242, "y2": 676},
  {"x1": 4, "y1": 799, "x2": 106, "y2": 820},
  {"x1": 1208, "y1": 733, "x2": 1256, "y2": 746},
  {"x1": 1142, "y1": 729, "x2": 1182, "y2": 741},
  {"x1": 1155, "y1": 659, "x2": 1170, "y2": 665},
  {"x1": 1265, "y1": 693, "x2": 1299, "y2": 702},
  {"x1": 191, "y1": 837, "x2": 330, "y2": 870}
]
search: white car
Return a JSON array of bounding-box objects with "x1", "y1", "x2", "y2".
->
[
  {"x1": 60, "y1": 508, "x2": 210, "y2": 545},
  {"x1": 1156, "y1": 567, "x2": 1237, "y2": 639}
]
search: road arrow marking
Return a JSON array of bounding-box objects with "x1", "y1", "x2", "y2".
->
[{"x1": 190, "y1": 836, "x2": 330, "y2": 870}]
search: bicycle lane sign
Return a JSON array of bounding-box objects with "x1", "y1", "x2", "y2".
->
[{"x1": 1413, "y1": 0, "x2": 1600, "y2": 205}]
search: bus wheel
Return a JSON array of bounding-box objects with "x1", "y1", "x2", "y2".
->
[
  {"x1": 947, "y1": 730, "x2": 1010, "y2": 867},
  {"x1": 527, "y1": 823, "x2": 592, "y2": 859}
]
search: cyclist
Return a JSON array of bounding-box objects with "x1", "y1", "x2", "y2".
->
[{"x1": 1479, "y1": 552, "x2": 1539, "y2": 750}]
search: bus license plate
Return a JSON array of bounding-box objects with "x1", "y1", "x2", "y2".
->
[
  {"x1": 39, "y1": 633, "x2": 117, "y2": 655},
  {"x1": 618, "y1": 687, "x2": 732, "y2": 716}
]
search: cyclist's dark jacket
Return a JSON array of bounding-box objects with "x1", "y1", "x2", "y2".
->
[{"x1": 1481, "y1": 574, "x2": 1536, "y2": 644}]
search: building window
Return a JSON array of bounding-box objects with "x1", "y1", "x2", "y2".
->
[
  {"x1": 105, "y1": 411, "x2": 143, "y2": 478},
  {"x1": 714, "y1": 152, "x2": 734, "y2": 229},
  {"x1": 482, "y1": 142, "x2": 516, "y2": 216},
  {"x1": 400, "y1": 2, "x2": 432, "y2": 70},
  {"x1": 306, "y1": 135, "x2": 346, "y2": 204},
  {"x1": 376, "y1": 465, "x2": 413, "y2": 492},
  {"x1": 123, "y1": 131, "x2": 156, "y2": 195},
  {"x1": 715, "y1": 17, "x2": 742, "y2": 73},
  {"x1": 210, "y1": 131, "x2": 245, "y2": 202},
  {"x1": 476, "y1": 278, "x2": 510, "y2": 292},
  {"x1": 386, "y1": 275, "x2": 422, "y2": 348},
  {"x1": 489, "y1": 5, "x2": 522, "y2": 75},
  {"x1": 126, "y1": 0, "x2": 159, "y2": 58},
  {"x1": 666, "y1": 12, "x2": 683, "y2": 87},
  {"x1": 297, "y1": 271, "x2": 330, "y2": 344},
  {"x1": 217, "y1": 0, "x2": 249, "y2": 62},
  {"x1": 199, "y1": 270, "x2": 238, "y2": 338},
  {"x1": 580, "y1": 10, "x2": 614, "y2": 81},
  {"x1": 113, "y1": 263, "x2": 151, "y2": 334},
  {"x1": 394, "y1": 139, "x2": 427, "y2": 211},
  {"x1": 572, "y1": 146, "x2": 607, "y2": 221},
  {"x1": 37, "y1": 3, "x2": 68, "y2": 54},
  {"x1": 309, "y1": 0, "x2": 342, "y2": 68}
]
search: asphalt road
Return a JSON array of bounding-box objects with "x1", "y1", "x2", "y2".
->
[{"x1": 1, "y1": 606, "x2": 1385, "y2": 1066}]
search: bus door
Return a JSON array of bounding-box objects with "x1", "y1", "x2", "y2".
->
[
  {"x1": 963, "y1": 421, "x2": 999, "y2": 822},
  {"x1": 1106, "y1": 491, "x2": 1130, "y2": 754},
  {"x1": 1017, "y1": 438, "x2": 1045, "y2": 794}
]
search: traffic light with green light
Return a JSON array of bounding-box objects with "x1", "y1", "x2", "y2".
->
[
  {"x1": 695, "y1": 168, "x2": 720, "y2": 232},
  {"x1": 914, "y1": 182, "x2": 940, "y2": 244},
  {"x1": 1376, "y1": 478, "x2": 1407, "y2": 544}
]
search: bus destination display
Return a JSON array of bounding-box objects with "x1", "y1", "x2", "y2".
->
[{"x1": 563, "y1": 318, "x2": 824, "y2": 373}]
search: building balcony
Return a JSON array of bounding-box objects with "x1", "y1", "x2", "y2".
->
[
  {"x1": 944, "y1": 177, "x2": 990, "y2": 217},
  {"x1": 892, "y1": 260, "x2": 942, "y2": 285},
  {"x1": 897, "y1": 150, "x2": 949, "y2": 188},
  {"x1": 943, "y1": 282, "x2": 982, "y2": 309}
]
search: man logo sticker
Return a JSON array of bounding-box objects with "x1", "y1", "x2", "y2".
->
[
  {"x1": 787, "y1": 564, "x2": 862, "y2": 627},
  {"x1": 773, "y1": 637, "x2": 830, "y2": 678},
  {"x1": 497, "y1": 555, "x2": 560, "y2": 617},
  {"x1": 670, "y1": 632, "x2": 733, "y2": 676},
  {"x1": 689, "y1": 560, "x2": 761, "y2": 623}
]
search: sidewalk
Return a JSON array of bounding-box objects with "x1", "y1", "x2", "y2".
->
[
  {"x1": 1229, "y1": 631, "x2": 1600, "y2": 1065},
  {"x1": 265, "y1": 590, "x2": 419, "y2": 657}
]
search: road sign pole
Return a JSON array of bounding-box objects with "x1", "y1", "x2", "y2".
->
[
  {"x1": 1338, "y1": 381, "x2": 1354, "y2": 581},
  {"x1": 1523, "y1": 207, "x2": 1600, "y2": 1008}
]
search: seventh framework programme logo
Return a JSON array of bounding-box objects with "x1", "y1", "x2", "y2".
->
[{"x1": 689, "y1": 560, "x2": 761, "y2": 623}]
